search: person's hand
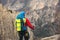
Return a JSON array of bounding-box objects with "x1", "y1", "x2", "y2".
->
[
  {"x1": 33, "y1": 26, "x2": 35, "y2": 30},
  {"x1": 31, "y1": 26, "x2": 35, "y2": 32}
]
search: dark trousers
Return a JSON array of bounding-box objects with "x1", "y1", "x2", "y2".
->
[{"x1": 18, "y1": 31, "x2": 29, "y2": 40}]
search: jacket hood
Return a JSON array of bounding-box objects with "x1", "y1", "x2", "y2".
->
[{"x1": 16, "y1": 11, "x2": 26, "y2": 19}]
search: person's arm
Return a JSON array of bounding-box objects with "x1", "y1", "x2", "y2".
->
[{"x1": 25, "y1": 18, "x2": 34, "y2": 30}]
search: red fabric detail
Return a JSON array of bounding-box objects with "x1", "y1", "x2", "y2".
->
[{"x1": 25, "y1": 18, "x2": 34, "y2": 30}]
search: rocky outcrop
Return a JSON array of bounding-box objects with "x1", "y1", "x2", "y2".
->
[
  {"x1": 0, "y1": 0, "x2": 60, "y2": 40},
  {"x1": 0, "y1": 4, "x2": 18, "y2": 40},
  {"x1": 26, "y1": 0, "x2": 59, "y2": 38},
  {"x1": 41, "y1": 34, "x2": 60, "y2": 40},
  {"x1": 25, "y1": 0, "x2": 60, "y2": 40}
]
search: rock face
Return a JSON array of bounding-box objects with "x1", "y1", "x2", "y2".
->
[
  {"x1": 26, "y1": 0, "x2": 60, "y2": 40},
  {"x1": 0, "y1": 4, "x2": 18, "y2": 40},
  {"x1": 26, "y1": 0, "x2": 59, "y2": 39},
  {"x1": 41, "y1": 34, "x2": 60, "y2": 40},
  {"x1": 0, "y1": 0, "x2": 60, "y2": 40}
]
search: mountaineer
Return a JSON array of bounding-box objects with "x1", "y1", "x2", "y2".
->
[{"x1": 15, "y1": 10, "x2": 34, "y2": 40}]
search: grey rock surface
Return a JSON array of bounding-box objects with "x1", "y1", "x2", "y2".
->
[{"x1": 0, "y1": 0, "x2": 60, "y2": 40}]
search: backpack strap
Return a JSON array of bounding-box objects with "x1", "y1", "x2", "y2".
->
[{"x1": 21, "y1": 18, "x2": 26, "y2": 31}]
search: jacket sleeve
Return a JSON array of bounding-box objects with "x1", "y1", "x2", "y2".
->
[{"x1": 25, "y1": 18, "x2": 34, "y2": 30}]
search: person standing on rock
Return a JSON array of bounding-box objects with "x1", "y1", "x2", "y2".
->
[{"x1": 15, "y1": 10, "x2": 34, "y2": 40}]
